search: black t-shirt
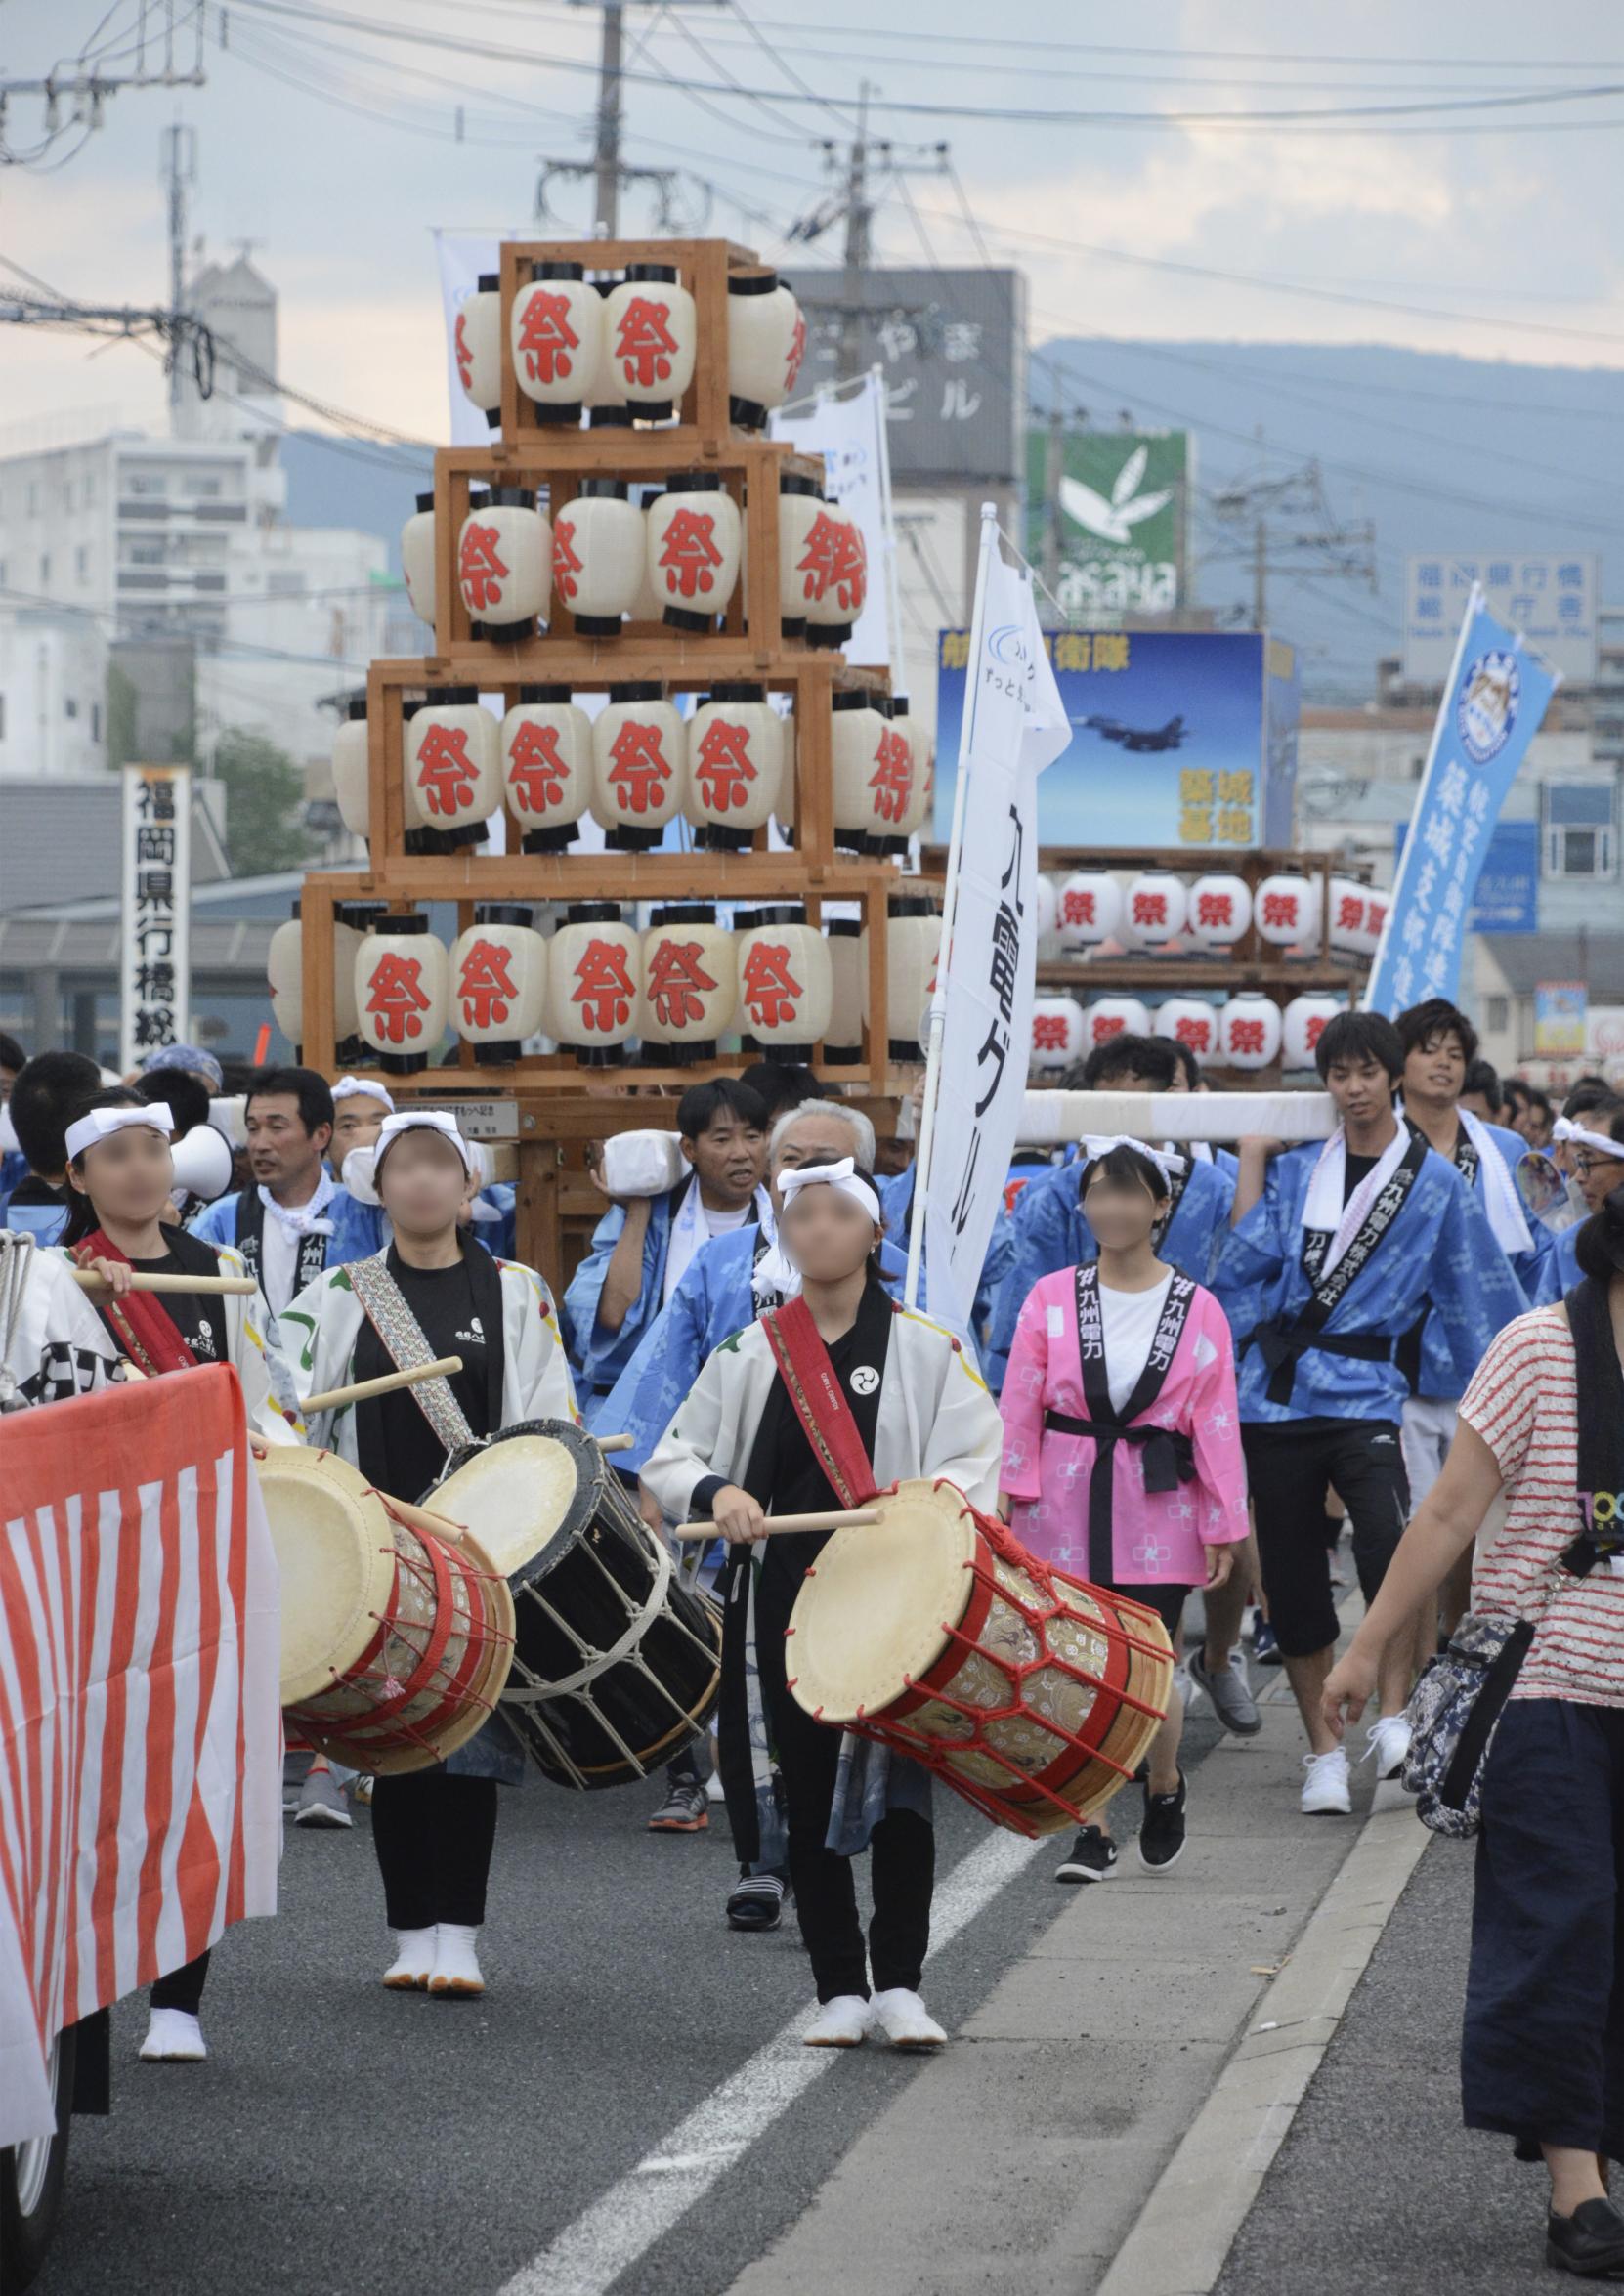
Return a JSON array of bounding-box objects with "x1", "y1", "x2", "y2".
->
[
  {"x1": 747, "y1": 1279, "x2": 893, "y2": 1610},
  {"x1": 1342, "y1": 1151, "x2": 1378, "y2": 1205},
  {"x1": 93, "y1": 1234, "x2": 228, "y2": 1367},
  {"x1": 352, "y1": 1249, "x2": 492, "y2": 1504}
]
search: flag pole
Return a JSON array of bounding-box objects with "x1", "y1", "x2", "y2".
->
[
  {"x1": 905, "y1": 501, "x2": 1001, "y2": 1310},
  {"x1": 871, "y1": 364, "x2": 908, "y2": 701}
]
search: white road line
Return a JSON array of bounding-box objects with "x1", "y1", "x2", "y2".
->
[{"x1": 498, "y1": 1827, "x2": 1044, "y2": 2296}]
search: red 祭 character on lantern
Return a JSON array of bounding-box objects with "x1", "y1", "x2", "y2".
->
[
  {"x1": 457, "y1": 938, "x2": 520, "y2": 1031},
  {"x1": 647, "y1": 939, "x2": 717, "y2": 1032},
  {"x1": 415, "y1": 724, "x2": 483, "y2": 818},
  {"x1": 785, "y1": 307, "x2": 807, "y2": 394},
  {"x1": 615, "y1": 296, "x2": 680, "y2": 393},
  {"x1": 572, "y1": 940, "x2": 637, "y2": 1034},
  {"x1": 1095, "y1": 1015, "x2": 1128, "y2": 1042},
  {"x1": 830, "y1": 521, "x2": 867, "y2": 612},
  {"x1": 1260, "y1": 889, "x2": 1296, "y2": 932},
  {"x1": 1133, "y1": 887, "x2": 1168, "y2": 931},
  {"x1": 1230, "y1": 1018, "x2": 1267, "y2": 1058},
  {"x1": 868, "y1": 726, "x2": 914, "y2": 826},
  {"x1": 657, "y1": 507, "x2": 724, "y2": 601},
  {"x1": 366, "y1": 953, "x2": 432, "y2": 1045},
  {"x1": 1063, "y1": 887, "x2": 1095, "y2": 929},
  {"x1": 693, "y1": 718, "x2": 756, "y2": 814},
  {"x1": 794, "y1": 509, "x2": 844, "y2": 607},
  {"x1": 1033, "y1": 1011, "x2": 1069, "y2": 1053},
  {"x1": 1197, "y1": 887, "x2": 1234, "y2": 930},
  {"x1": 515, "y1": 290, "x2": 581, "y2": 388},
  {"x1": 1175, "y1": 1014, "x2": 1214, "y2": 1054},
  {"x1": 607, "y1": 720, "x2": 672, "y2": 816},
  {"x1": 741, "y1": 940, "x2": 802, "y2": 1031},
  {"x1": 458, "y1": 520, "x2": 509, "y2": 614},
  {"x1": 553, "y1": 516, "x2": 584, "y2": 604},
  {"x1": 507, "y1": 719, "x2": 571, "y2": 814},
  {"x1": 1335, "y1": 888, "x2": 1366, "y2": 938}
]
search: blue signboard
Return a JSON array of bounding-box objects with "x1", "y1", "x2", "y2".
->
[
  {"x1": 1396, "y1": 817, "x2": 1538, "y2": 936},
  {"x1": 933, "y1": 628, "x2": 1299, "y2": 850}
]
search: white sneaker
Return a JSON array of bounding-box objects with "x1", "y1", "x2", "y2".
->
[
  {"x1": 1300, "y1": 1747, "x2": 1352, "y2": 1815},
  {"x1": 868, "y1": 1987, "x2": 947, "y2": 2050},
  {"x1": 803, "y1": 1994, "x2": 870, "y2": 2048},
  {"x1": 1363, "y1": 1713, "x2": 1412, "y2": 1781},
  {"x1": 140, "y1": 2008, "x2": 207, "y2": 2062},
  {"x1": 382, "y1": 1926, "x2": 436, "y2": 1990},
  {"x1": 428, "y1": 1922, "x2": 485, "y2": 1996}
]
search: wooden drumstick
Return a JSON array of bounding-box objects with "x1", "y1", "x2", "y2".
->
[
  {"x1": 673, "y1": 1508, "x2": 881, "y2": 1541},
  {"x1": 377, "y1": 1493, "x2": 469, "y2": 1548},
  {"x1": 70, "y1": 1268, "x2": 257, "y2": 1297},
  {"x1": 595, "y1": 1432, "x2": 634, "y2": 1453},
  {"x1": 300, "y1": 1356, "x2": 463, "y2": 1416}
]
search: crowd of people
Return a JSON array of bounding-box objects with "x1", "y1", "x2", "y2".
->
[{"x1": 5, "y1": 1001, "x2": 1624, "y2": 2274}]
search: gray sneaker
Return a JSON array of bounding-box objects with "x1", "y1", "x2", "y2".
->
[
  {"x1": 294, "y1": 1765, "x2": 354, "y2": 1829},
  {"x1": 1186, "y1": 1646, "x2": 1261, "y2": 1737}
]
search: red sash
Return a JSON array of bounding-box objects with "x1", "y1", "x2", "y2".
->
[
  {"x1": 759, "y1": 1295, "x2": 879, "y2": 1509},
  {"x1": 72, "y1": 1230, "x2": 200, "y2": 1379}
]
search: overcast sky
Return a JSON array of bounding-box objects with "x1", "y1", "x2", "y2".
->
[{"x1": 2, "y1": 0, "x2": 1621, "y2": 446}]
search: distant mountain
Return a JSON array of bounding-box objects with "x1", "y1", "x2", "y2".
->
[{"x1": 278, "y1": 433, "x2": 432, "y2": 576}]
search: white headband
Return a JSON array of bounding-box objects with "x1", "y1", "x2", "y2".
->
[
  {"x1": 1080, "y1": 1134, "x2": 1186, "y2": 1185},
  {"x1": 778, "y1": 1154, "x2": 881, "y2": 1226},
  {"x1": 373, "y1": 1108, "x2": 475, "y2": 1176},
  {"x1": 1553, "y1": 1115, "x2": 1624, "y2": 1163},
  {"x1": 64, "y1": 1102, "x2": 174, "y2": 1164},
  {"x1": 331, "y1": 1076, "x2": 396, "y2": 1113}
]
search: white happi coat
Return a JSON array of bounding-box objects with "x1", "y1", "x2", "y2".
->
[{"x1": 2, "y1": 1237, "x2": 118, "y2": 1407}]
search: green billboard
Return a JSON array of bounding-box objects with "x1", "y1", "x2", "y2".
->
[{"x1": 1025, "y1": 427, "x2": 1190, "y2": 620}]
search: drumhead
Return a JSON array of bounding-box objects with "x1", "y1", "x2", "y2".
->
[
  {"x1": 255, "y1": 1447, "x2": 398, "y2": 1705},
  {"x1": 431, "y1": 1419, "x2": 597, "y2": 1581},
  {"x1": 787, "y1": 1479, "x2": 977, "y2": 1725}
]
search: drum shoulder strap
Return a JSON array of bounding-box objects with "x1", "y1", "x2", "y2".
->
[
  {"x1": 759, "y1": 1295, "x2": 879, "y2": 1510},
  {"x1": 344, "y1": 1251, "x2": 479, "y2": 1456}
]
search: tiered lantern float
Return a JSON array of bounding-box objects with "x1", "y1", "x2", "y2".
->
[
  {"x1": 510, "y1": 259, "x2": 603, "y2": 425},
  {"x1": 450, "y1": 906, "x2": 549, "y2": 1065},
  {"x1": 331, "y1": 903, "x2": 374, "y2": 1064},
  {"x1": 332, "y1": 698, "x2": 370, "y2": 845},
  {"x1": 1327, "y1": 874, "x2": 1384, "y2": 958},
  {"x1": 1030, "y1": 996, "x2": 1087, "y2": 1073},
  {"x1": 1218, "y1": 993, "x2": 1284, "y2": 1070},
  {"x1": 821, "y1": 917, "x2": 864, "y2": 1066},
  {"x1": 544, "y1": 903, "x2": 641, "y2": 1068},
  {"x1": 802, "y1": 499, "x2": 867, "y2": 649},
  {"x1": 457, "y1": 487, "x2": 550, "y2": 643},
  {"x1": 1056, "y1": 871, "x2": 1123, "y2": 950},
  {"x1": 603, "y1": 263, "x2": 698, "y2": 419},
  {"x1": 551, "y1": 482, "x2": 645, "y2": 637},
  {"x1": 269, "y1": 899, "x2": 303, "y2": 1048},
  {"x1": 1253, "y1": 871, "x2": 1321, "y2": 949},
  {"x1": 502, "y1": 685, "x2": 592, "y2": 853},
  {"x1": 876, "y1": 697, "x2": 931, "y2": 853},
  {"x1": 1084, "y1": 996, "x2": 1151, "y2": 1051},
  {"x1": 355, "y1": 914, "x2": 450, "y2": 1076},
  {"x1": 726, "y1": 271, "x2": 803, "y2": 430},
  {"x1": 776, "y1": 472, "x2": 826, "y2": 640},
  {"x1": 403, "y1": 689, "x2": 501, "y2": 851},
  {"x1": 1282, "y1": 994, "x2": 1346, "y2": 1069},
  {"x1": 646, "y1": 474, "x2": 742, "y2": 633},
  {"x1": 867, "y1": 895, "x2": 939, "y2": 1063},
  {"x1": 1184, "y1": 872, "x2": 1253, "y2": 951},
  {"x1": 400, "y1": 492, "x2": 436, "y2": 631},
  {"x1": 1124, "y1": 870, "x2": 1188, "y2": 950},
  {"x1": 1153, "y1": 997, "x2": 1219, "y2": 1067},
  {"x1": 453, "y1": 274, "x2": 502, "y2": 429},
  {"x1": 736, "y1": 905, "x2": 833, "y2": 1060},
  {"x1": 686, "y1": 682, "x2": 783, "y2": 850},
  {"x1": 639, "y1": 905, "x2": 737, "y2": 1064},
  {"x1": 591, "y1": 682, "x2": 686, "y2": 851},
  {"x1": 831, "y1": 688, "x2": 911, "y2": 853}
]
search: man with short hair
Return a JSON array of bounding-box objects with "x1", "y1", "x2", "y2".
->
[
  {"x1": 190, "y1": 1065, "x2": 359, "y2": 1317},
  {"x1": 4, "y1": 1049, "x2": 104, "y2": 1243},
  {"x1": 1459, "y1": 1056, "x2": 1503, "y2": 1126},
  {"x1": 1511, "y1": 1084, "x2": 1555, "y2": 1148},
  {"x1": 564, "y1": 1077, "x2": 770, "y2": 1417},
  {"x1": 1216, "y1": 1009, "x2": 1524, "y2": 1814},
  {"x1": 1, "y1": 1029, "x2": 29, "y2": 1201}
]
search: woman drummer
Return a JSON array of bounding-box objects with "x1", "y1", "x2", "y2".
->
[
  {"x1": 59, "y1": 1086, "x2": 301, "y2": 2066},
  {"x1": 642, "y1": 1152, "x2": 1004, "y2": 2051},
  {"x1": 279, "y1": 1109, "x2": 577, "y2": 2001},
  {"x1": 998, "y1": 1137, "x2": 1249, "y2": 1883}
]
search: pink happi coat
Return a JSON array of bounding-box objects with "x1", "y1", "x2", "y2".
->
[{"x1": 999, "y1": 1267, "x2": 1249, "y2": 1584}]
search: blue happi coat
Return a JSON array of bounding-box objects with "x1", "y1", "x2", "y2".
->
[
  {"x1": 191, "y1": 1182, "x2": 378, "y2": 1263},
  {"x1": 1214, "y1": 1139, "x2": 1526, "y2": 1424},
  {"x1": 1534, "y1": 1221, "x2": 1583, "y2": 1307},
  {"x1": 987, "y1": 1149, "x2": 1236, "y2": 1387},
  {"x1": 1410, "y1": 1120, "x2": 1549, "y2": 1398},
  {"x1": 562, "y1": 1183, "x2": 688, "y2": 1412},
  {"x1": 874, "y1": 1163, "x2": 1014, "y2": 1360}
]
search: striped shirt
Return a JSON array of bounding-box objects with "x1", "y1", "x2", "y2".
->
[{"x1": 1458, "y1": 1307, "x2": 1624, "y2": 1711}]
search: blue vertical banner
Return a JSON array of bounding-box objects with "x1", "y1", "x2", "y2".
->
[{"x1": 1364, "y1": 588, "x2": 1560, "y2": 1015}]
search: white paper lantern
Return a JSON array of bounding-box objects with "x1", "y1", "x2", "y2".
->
[
  {"x1": 400, "y1": 491, "x2": 436, "y2": 631},
  {"x1": 551, "y1": 481, "x2": 645, "y2": 638},
  {"x1": 775, "y1": 704, "x2": 797, "y2": 839},
  {"x1": 510, "y1": 260, "x2": 603, "y2": 424},
  {"x1": 403, "y1": 689, "x2": 501, "y2": 851},
  {"x1": 502, "y1": 684, "x2": 592, "y2": 853},
  {"x1": 777, "y1": 472, "x2": 826, "y2": 640},
  {"x1": 450, "y1": 907, "x2": 548, "y2": 1064},
  {"x1": 1327, "y1": 874, "x2": 1382, "y2": 957},
  {"x1": 355, "y1": 914, "x2": 449, "y2": 1076},
  {"x1": 1185, "y1": 872, "x2": 1252, "y2": 949},
  {"x1": 1124, "y1": 871, "x2": 1188, "y2": 949},
  {"x1": 1153, "y1": 997, "x2": 1219, "y2": 1067},
  {"x1": 591, "y1": 682, "x2": 686, "y2": 850},
  {"x1": 873, "y1": 898, "x2": 939, "y2": 1063},
  {"x1": 687, "y1": 682, "x2": 784, "y2": 849},
  {"x1": 332, "y1": 903, "x2": 373, "y2": 1056},
  {"x1": 1254, "y1": 872, "x2": 1322, "y2": 949},
  {"x1": 1218, "y1": 993, "x2": 1284, "y2": 1070},
  {"x1": 453, "y1": 273, "x2": 502, "y2": 428},
  {"x1": 832, "y1": 689, "x2": 910, "y2": 852},
  {"x1": 1031, "y1": 996, "x2": 1087, "y2": 1073},
  {"x1": 1084, "y1": 997, "x2": 1151, "y2": 1052},
  {"x1": 802, "y1": 501, "x2": 868, "y2": 649},
  {"x1": 639, "y1": 905, "x2": 737, "y2": 1063},
  {"x1": 1282, "y1": 994, "x2": 1346, "y2": 1070},
  {"x1": 587, "y1": 279, "x2": 629, "y2": 416},
  {"x1": 646, "y1": 474, "x2": 742, "y2": 634},
  {"x1": 1057, "y1": 871, "x2": 1123, "y2": 949},
  {"x1": 822, "y1": 917, "x2": 864, "y2": 1065},
  {"x1": 332, "y1": 699, "x2": 369, "y2": 845},
  {"x1": 727, "y1": 270, "x2": 801, "y2": 429},
  {"x1": 602, "y1": 262, "x2": 698, "y2": 419},
  {"x1": 457, "y1": 487, "x2": 550, "y2": 643},
  {"x1": 268, "y1": 901, "x2": 302, "y2": 1048},
  {"x1": 876, "y1": 697, "x2": 930, "y2": 851},
  {"x1": 736, "y1": 905, "x2": 833, "y2": 1059},
  {"x1": 1035, "y1": 873, "x2": 1058, "y2": 940},
  {"x1": 544, "y1": 903, "x2": 641, "y2": 1067}
]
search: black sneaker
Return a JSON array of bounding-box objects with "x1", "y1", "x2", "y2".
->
[
  {"x1": 1054, "y1": 1826, "x2": 1118, "y2": 1884},
  {"x1": 1547, "y1": 2195, "x2": 1624, "y2": 2275},
  {"x1": 1138, "y1": 1771, "x2": 1187, "y2": 1872},
  {"x1": 726, "y1": 1868, "x2": 791, "y2": 1931},
  {"x1": 647, "y1": 1781, "x2": 709, "y2": 1832}
]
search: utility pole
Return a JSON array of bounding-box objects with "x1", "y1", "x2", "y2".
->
[
  {"x1": 838, "y1": 82, "x2": 874, "y2": 378},
  {"x1": 0, "y1": 3, "x2": 205, "y2": 164},
  {"x1": 536, "y1": 1, "x2": 721, "y2": 234},
  {"x1": 160, "y1": 121, "x2": 196, "y2": 411},
  {"x1": 1210, "y1": 446, "x2": 1376, "y2": 633},
  {"x1": 1043, "y1": 401, "x2": 1066, "y2": 594}
]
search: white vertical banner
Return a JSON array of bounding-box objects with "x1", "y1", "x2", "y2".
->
[
  {"x1": 913, "y1": 520, "x2": 1070, "y2": 1340},
  {"x1": 769, "y1": 371, "x2": 898, "y2": 672},
  {"x1": 121, "y1": 763, "x2": 192, "y2": 1073}
]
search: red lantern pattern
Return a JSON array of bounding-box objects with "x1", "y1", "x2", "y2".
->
[
  {"x1": 414, "y1": 723, "x2": 485, "y2": 819},
  {"x1": 740, "y1": 940, "x2": 803, "y2": 1031},
  {"x1": 571, "y1": 939, "x2": 637, "y2": 1034},
  {"x1": 457, "y1": 520, "x2": 509, "y2": 615},
  {"x1": 456, "y1": 937, "x2": 521, "y2": 1031},
  {"x1": 647, "y1": 938, "x2": 719, "y2": 1032},
  {"x1": 614, "y1": 296, "x2": 681, "y2": 393},
  {"x1": 868, "y1": 726, "x2": 914, "y2": 825},
  {"x1": 693, "y1": 717, "x2": 756, "y2": 813},
  {"x1": 656, "y1": 507, "x2": 725, "y2": 601},
  {"x1": 365, "y1": 953, "x2": 433, "y2": 1045},
  {"x1": 515, "y1": 290, "x2": 583, "y2": 388},
  {"x1": 785, "y1": 307, "x2": 807, "y2": 393},
  {"x1": 552, "y1": 517, "x2": 584, "y2": 603},
  {"x1": 506, "y1": 719, "x2": 572, "y2": 815},
  {"x1": 795, "y1": 509, "x2": 867, "y2": 614},
  {"x1": 606, "y1": 719, "x2": 674, "y2": 815}
]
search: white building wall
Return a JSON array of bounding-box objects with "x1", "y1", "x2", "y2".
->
[{"x1": 0, "y1": 610, "x2": 108, "y2": 778}]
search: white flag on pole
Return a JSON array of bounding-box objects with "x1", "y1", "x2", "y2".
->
[
  {"x1": 919, "y1": 529, "x2": 1070, "y2": 1343},
  {"x1": 769, "y1": 372, "x2": 898, "y2": 673}
]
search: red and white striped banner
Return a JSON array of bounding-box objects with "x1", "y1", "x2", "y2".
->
[{"x1": 0, "y1": 1367, "x2": 280, "y2": 2145}]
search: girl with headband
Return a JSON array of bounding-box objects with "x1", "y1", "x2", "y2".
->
[
  {"x1": 642, "y1": 1151, "x2": 1004, "y2": 2053},
  {"x1": 998, "y1": 1137, "x2": 1249, "y2": 1884},
  {"x1": 279, "y1": 1108, "x2": 578, "y2": 2003},
  {"x1": 59, "y1": 1085, "x2": 302, "y2": 2067}
]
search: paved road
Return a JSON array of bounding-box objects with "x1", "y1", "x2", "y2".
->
[
  {"x1": 38, "y1": 1703, "x2": 1215, "y2": 2296},
  {"x1": 1215, "y1": 1832, "x2": 1564, "y2": 2296}
]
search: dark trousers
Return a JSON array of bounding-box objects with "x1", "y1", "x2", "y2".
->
[
  {"x1": 756, "y1": 1600, "x2": 932, "y2": 2004},
  {"x1": 150, "y1": 1950, "x2": 209, "y2": 2015},
  {"x1": 370, "y1": 1769, "x2": 499, "y2": 1931},
  {"x1": 1241, "y1": 1417, "x2": 1410, "y2": 1657},
  {"x1": 1464, "y1": 1697, "x2": 1624, "y2": 2160}
]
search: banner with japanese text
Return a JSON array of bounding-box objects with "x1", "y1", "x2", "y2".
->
[
  {"x1": 924, "y1": 537, "x2": 1070, "y2": 1344},
  {"x1": 770, "y1": 371, "x2": 898, "y2": 676},
  {"x1": 120, "y1": 762, "x2": 191, "y2": 1072},
  {"x1": 1365, "y1": 590, "x2": 1559, "y2": 1016}
]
